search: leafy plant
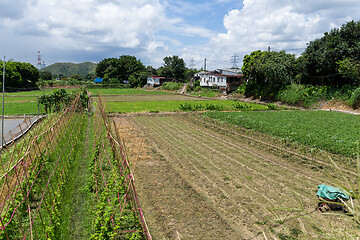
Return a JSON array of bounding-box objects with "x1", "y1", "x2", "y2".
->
[
  {"x1": 233, "y1": 102, "x2": 251, "y2": 110},
  {"x1": 348, "y1": 87, "x2": 360, "y2": 109}
]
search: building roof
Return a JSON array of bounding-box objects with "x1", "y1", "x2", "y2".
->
[
  {"x1": 210, "y1": 73, "x2": 244, "y2": 77},
  {"x1": 148, "y1": 75, "x2": 165, "y2": 79},
  {"x1": 197, "y1": 72, "x2": 243, "y2": 77}
]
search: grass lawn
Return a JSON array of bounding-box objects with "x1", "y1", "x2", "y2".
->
[
  {"x1": 203, "y1": 110, "x2": 360, "y2": 157},
  {"x1": 105, "y1": 100, "x2": 268, "y2": 113},
  {"x1": 89, "y1": 88, "x2": 171, "y2": 96}
]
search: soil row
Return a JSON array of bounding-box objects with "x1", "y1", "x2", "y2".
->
[{"x1": 115, "y1": 113, "x2": 357, "y2": 239}]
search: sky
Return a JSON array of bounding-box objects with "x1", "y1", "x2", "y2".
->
[{"x1": 1, "y1": 0, "x2": 360, "y2": 70}]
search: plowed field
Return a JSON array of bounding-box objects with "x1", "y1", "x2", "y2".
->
[{"x1": 113, "y1": 113, "x2": 357, "y2": 239}]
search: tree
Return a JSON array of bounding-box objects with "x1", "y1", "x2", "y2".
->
[
  {"x1": 117, "y1": 55, "x2": 146, "y2": 81},
  {"x1": 301, "y1": 20, "x2": 360, "y2": 86},
  {"x1": 39, "y1": 71, "x2": 52, "y2": 80},
  {"x1": 159, "y1": 56, "x2": 186, "y2": 81},
  {"x1": 157, "y1": 66, "x2": 174, "y2": 79},
  {"x1": 242, "y1": 50, "x2": 297, "y2": 99},
  {"x1": 70, "y1": 74, "x2": 83, "y2": 81},
  {"x1": 337, "y1": 58, "x2": 360, "y2": 85},
  {"x1": 95, "y1": 57, "x2": 118, "y2": 79},
  {"x1": 0, "y1": 62, "x2": 39, "y2": 89},
  {"x1": 146, "y1": 65, "x2": 157, "y2": 75},
  {"x1": 95, "y1": 55, "x2": 146, "y2": 84},
  {"x1": 128, "y1": 67, "x2": 157, "y2": 87}
]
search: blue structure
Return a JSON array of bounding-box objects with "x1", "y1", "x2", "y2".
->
[{"x1": 94, "y1": 78, "x2": 103, "y2": 84}]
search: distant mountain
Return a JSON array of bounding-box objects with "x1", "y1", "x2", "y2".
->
[{"x1": 40, "y1": 62, "x2": 97, "y2": 78}]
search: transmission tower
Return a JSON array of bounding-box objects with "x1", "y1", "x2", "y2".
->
[
  {"x1": 189, "y1": 58, "x2": 195, "y2": 69},
  {"x1": 231, "y1": 53, "x2": 239, "y2": 69},
  {"x1": 37, "y1": 51, "x2": 42, "y2": 69}
]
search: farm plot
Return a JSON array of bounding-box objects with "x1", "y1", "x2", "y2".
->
[
  {"x1": 113, "y1": 113, "x2": 358, "y2": 239},
  {"x1": 98, "y1": 94, "x2": 204, "y2": 102}
]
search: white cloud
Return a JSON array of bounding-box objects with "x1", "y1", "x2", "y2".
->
[
  {"x1": 5, "y1": 0, "x2": 167, "y2": 52},
  {"x1": 2, "y1": 0, "x2": 360, "y2": 69},
  {"x1": 209, "y1": 0, "x2": 360, "y2": 67}
]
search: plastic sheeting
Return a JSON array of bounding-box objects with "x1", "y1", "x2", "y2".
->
[{"x1": 317, "y1": 184, "x2": 350, "y2": 201}]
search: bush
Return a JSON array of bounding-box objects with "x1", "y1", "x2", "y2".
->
[
  {"x1": 348, "y1": 87, "x2": 360, "y2": 109},
  {"x1": 178, "y1": 103, "x2": 194, "y2": 111},
  {"x1": 233, "y1": 84, "x2": 246, "y2": 95},
  {"x1": 233, "y1": 102, "x2": 251, "y2": 110},
  {"x1": 178, "y1": 103, "x2": 222, "y2": 111},
  {"x1": 161, "y1": 82, "x2": 183, "y2": 91},
  {"x1": 267, "y1": 103, "x2": 277, "y2": 110},
  {"x1": 277, "y1": 84, "x2": 330, "y2": 108},
  {"x1": 205, "y1": 103, "x2": 222, "y2": 111}
]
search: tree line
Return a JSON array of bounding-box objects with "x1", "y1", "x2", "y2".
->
[{"x1": 95, "y1": 55, "x2": 197, "y2": 87}]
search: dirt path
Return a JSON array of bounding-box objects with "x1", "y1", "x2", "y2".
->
[{"x1": 113, "y1": 114, "x2": 357, "y2": 239}]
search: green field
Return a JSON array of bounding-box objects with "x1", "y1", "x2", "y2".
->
[
  {"x1": 4, "y1": 96, "x2": 38, "y2": 102},
  {"x1": 1, "y1": 102, "x2": 43, "y2": 115},
  {"x1": 3, "y1": 88, "x2": 76, "y2": 96},
  {"x1": 203, "y1": 110, "x2": 360, "y2": 157},
  {"x1": 105, "y1": 100, "x2": 269, "y2": 113},
  {"x1": 89, "y1": 88, "x2": 171, "y2": 96},
  {"x1": 0, "y1": 88, "x2": 78, "y2": 115}
]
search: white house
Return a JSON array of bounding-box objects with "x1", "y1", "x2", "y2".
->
[{"x1": 195, "y1": 69, "x2": 244, "y2": 93}]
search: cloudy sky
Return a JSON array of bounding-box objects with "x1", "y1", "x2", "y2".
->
[{"x1": 1, "y1": 0, "x2": 360, "y2": 70}]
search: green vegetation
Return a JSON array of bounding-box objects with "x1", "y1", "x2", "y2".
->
[
  {"x1": 106, "y1": 100, "x2": 268, "y2": 113},
  {"x1": 242, "y1": 50, "x2": 297, "y2": 99},
  {"x1": 2, "y1": 102, "x2": 41, "y2": 115},
  {"x1": 157, "y1": 56, "x2": 187, "y2": 81},
  {"x1": 278, "y1": 84, "x2": 355, "y2": 108},
  {"x1": 41, "y1": 62, "x2": 97, "y2": 78},
  {"x1": 96, "y1": 55, "x2": 150, "y2": 87},
  {"x1": 0, "y1": 88, "x2": 80, "y2": 115},
  {"x1": 0, "y1": 61, "x2": 39, "y2": 90},
  {"x1": 239, "y1": 20, "x2": 360, "y2": 108},
  {"x1": 161, "y1": 82, "x2": 184, "y2": 91},
  {"x1": 187, "y1": 88, "x2": 221, "y2": 98},
  {"x1": 348, "y1": 87, "x2": 360, "y2": 108},
  {"x1": 89, "y1": 88, "x2": 171, "y2": 96},
  {"x1": 3, "y1": 88, "x2": 74, "y2": 96},
  {"x1": 39, "y1": 88, "x2": 89, "y2": 114},
  {"x1": 203, "y1": 110, "x2": 360, "y2": 157}
]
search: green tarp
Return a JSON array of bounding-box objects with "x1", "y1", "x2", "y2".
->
[{"x1": 317, "y1": 184, "x2": 350, "y2": 201}]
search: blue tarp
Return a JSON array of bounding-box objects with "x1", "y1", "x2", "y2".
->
[
  {"x1": 317, "y1": 184, "x2": 350, "y2": 201},
  {"x1": 94, "y1": 78, "x2": 103, "y2": 83}
]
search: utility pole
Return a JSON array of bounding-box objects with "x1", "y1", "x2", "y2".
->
[
  {"x1": 2, "y1": 56, "x2": 5, "y2": 147},
  {"x1": 204, "y1": 58, "x2": 207, "y2": 72},
  {"x1": 268, "y1": 46, "x2": 271, "y2": 52}
]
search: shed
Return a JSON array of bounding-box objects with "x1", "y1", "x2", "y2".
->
[{"x1": 147, "y1": 76, "x2": 173, "y2": 87}]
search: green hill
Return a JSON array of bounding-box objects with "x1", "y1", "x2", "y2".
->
[{"x1": 41, "y1": 62, "x2": 97, "y2": 78}]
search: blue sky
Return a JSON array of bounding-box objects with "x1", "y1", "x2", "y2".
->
[{"x1": 1, "y1": 0, "x2": 360, "y2": 70}]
